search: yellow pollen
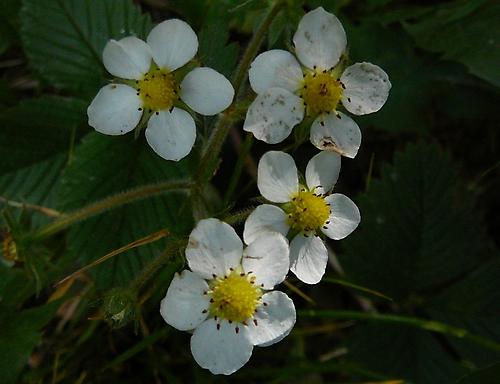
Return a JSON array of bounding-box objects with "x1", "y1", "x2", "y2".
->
[
  {"x1": 300, "y1": 71, "x2": 343, "y2": 116},
  {"x1": 209, "y1": 270, "x2": 262, "y2": 323},
  {"x1": 137, "y1": 68, "x2": 178, "y2": 111},
  {"x1": 287, "y1": 188, "x2": 330, "y2": 232}
]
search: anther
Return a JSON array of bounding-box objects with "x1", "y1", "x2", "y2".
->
[
  {"x1": 240, "y1": 273, "x2": 245, "y2": 277},
  {"x1": 347, "y1": 97, "x2": 351, "y2": 102},
  {"x1": 235, "y1": 327, "x2": 239, "y2": 334},
  {"x1": 210, "y1": 298, "x2": 214, "y2": 303},
  {"x1": 155, "y1": 111, "x2": 159, "y2": 115},
  {"x1": 137, "y1": 107, "x2": 142, "y2": 111},
  {"x1": 202, "y1": 309, "x2": 207, "y2": 313},
  {"x1": 253, "y1": 319, "x2": 258, "y2": 326},
  {"x1": 263, "y1": 302, "x2": 268, "y2": 306},
  {"x1": 216, "y1": 323, "x2": 220, "y2": 330},
  {"x1": 212, "y1": 274, "x2": 217, "y2": 278},
  {"x1": 320, "y1": 121, "x2": 325, "y2": 126}
]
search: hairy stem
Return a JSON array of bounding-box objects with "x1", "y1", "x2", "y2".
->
[
  {"x1": 30, "y1": 180, "x2": 192, "y2": 240},
  {"x1": 299, "y1": 310, "x2": 500, "y2": 352},
  {"x1": 195, "y1": 1, "x2": 284, "y2": 185}
]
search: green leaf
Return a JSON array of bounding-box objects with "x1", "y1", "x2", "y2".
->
[
  {"x1": 347, "y1": 323, "x2": 465, "y2": 383},
  {"x1": 403, "y1": 0, "x2": 500, "y2": 86},
  {"x1": 426, "y1": 259, "x2": 500, "y2": 366},
  {"x1": 340, "y1": 143, "x2": 486, "y2": 301},
  {"x1": 456, "y1": 361, "x2": 500, "y2": 384},
  {"x1": 0, "y1": 0, "x2": 21, "y2": 55},
  {"x1": 0, "y1": 302, "x2": 59, "y2": 384},
  {"x1": 0, "y1": 154, "x2": 66, "y2": 227},
  {"x1": 0, "y1": 96, "x2": 86, "y2": 175},
  {"x1": 346, "y1": 20, "x2": 456, "y2": 133},
  {"x1": 57, "y1": 133, "x2": 193, "y2": 288},
  {"x1": 20, "y1": 0, "x2": 152, "y2": 94},
  {"x1": 198, "y1": 18, "x2": 239, "y2": 78}
]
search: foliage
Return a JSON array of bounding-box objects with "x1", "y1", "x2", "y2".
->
[{"x1": 0, "y1": 0, "x2": 499, "y2": 382}]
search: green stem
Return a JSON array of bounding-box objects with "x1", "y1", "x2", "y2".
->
[
  {"x1": 30, "y1": 180, "x2": 192, "y2": 240},
  {"x1": 196, "y1": 1, "x2": 284, "y2": 185},
  {"x1": 223, "y1": 133, "x2": 254, "y2": 206},
  {"x1": 299, "y1": 310, "x2": 500, "y2": 352},
  {"x1": 129, "y1": 238, "x2": 187, "y2": 292}
]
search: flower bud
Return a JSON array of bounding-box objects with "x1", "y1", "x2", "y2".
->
[{"x1": 102, "y1": 288, "x2": 137, "y2": 328}]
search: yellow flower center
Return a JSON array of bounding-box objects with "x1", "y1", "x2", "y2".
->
[
  {"x1": 137, "y1": 68, "x2": 179, "y2": 111},
  {"x1": 287, "y1": 188, "x2": 330, "y2": 232},
  {"x1": 209, "y1": 270, "x2": 262, "y2": 323},
  {"x1": 300, "y1": 70, "x2": 343, "y2": 116}
]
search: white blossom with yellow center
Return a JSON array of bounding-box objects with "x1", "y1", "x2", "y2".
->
[
  {"x1": 87, "y1": 19, "x2": 234, "y2": 161},
  {"x1": 243, "y1": 7, "x2": 391, "y2": 158},
  {"x1": 160, "y1": 218, "x2": 295, "y2": 375},
  {"x1": 244, "y1": 151, "x2": 361, "y2": 284}
]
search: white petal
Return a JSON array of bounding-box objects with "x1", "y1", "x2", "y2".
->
[
  {"x1": 87, "y1": 84, "x2": 142, "y2": 135},
  {"x1": 341, "y1": 62, "x2": 391, "y2": 115},
  {"x1": 249, "y1": 50, "x2": 303, "y2": 93},
  {"x1": 242, "y1": 232, "x2": 289, "y2": 289},
  {"x1": 257, "y1": 151, "x2": 299, "y2": 203},
  {"x1": 243, "y1": 204, "x2": 289, "y2": 245},
  {"x1": 305, "y1": 151, "x2": 341, "y2": 195},
  {"x1": 145, "y1": 108, "x2": 196, "y2": 161},
  {"x1": 147, "y1": 19, "x2": 198, "y2": 71},
  {"x1": 186, "y1": 218, "x2": 243, "y2": 280},
  {"x1": 160, "y1": 270, "x2": 209, "y2": 331},
  {"x1": 310, "y1": 112, "x2": 361, "y2": 159},
  {"x1": 289, "y1": 234, "x2": 328, "y2": 284},
  {"x1": 243, "y1": 88, "x2": 304, "y2": 144},
  {"x1": 102, "y1": 37, "x2": 152, "y2": 80},
  {"x1": 191, "y1": 319, "x2": 253, "y2": 375},
  {"x1": 180, "y1": 67, "x2": 234, "y2": 115},
  {"x1": 247, "y1": 291, "x2": 295, "y2": 347},
  {"x1": 322, "y1": 194, "x2": 360, "y2": 240},
  {"x1": 293, "y1": 7, "x2": 347, "y2": 70}
]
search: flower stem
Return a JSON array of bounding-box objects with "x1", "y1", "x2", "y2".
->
[
  {"x1": 29, "y1": 180, "x2": 192, "y2": 240},
  {"x1": 196, "y1": 1, "x2": 284, "y2": 185},
  {"x1": 129, "y1": 238, "x2": 187, "y2": 292},
  {"x1": 222, "y1": 133, "x2": 255, "y2": 206},
  {"x1": 299, "y1": 310, "x2": 500, "y2": 352}
]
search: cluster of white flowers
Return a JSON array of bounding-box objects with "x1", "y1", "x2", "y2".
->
[{"x1": 88, "y1": 6, "x2": 389, "y2": 376}]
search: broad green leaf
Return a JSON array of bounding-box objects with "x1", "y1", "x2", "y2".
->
[
  {"x1": 346, "y1": 21, "x2": 455, "y2": 133},
  {"x1": 347, "y1": 323, "x2": 465, "y2": 383},
  {"x1": 0, "y1": 302, "x2": 59, "y2": 384},
  {"x1": 426, "y1": 259, "x2": 500, "y2": 366},
  {"x1": 404, "y1": 0, "x2": 500, "y2": 87},
  {"x1": 340, "y1": 143, "x2": 486, "y2": 301},
  {"x1": 0, "y1": 154, "x2": 66, "y2": 227},
  {"x1": 456, "y1": 361, "x2": 500, "y2": 384},
  {"x1": 198, "y1": 12, "x2": 239, "y2": 78},
  {"x1": 57, "y1": 133, "x2": 193, "y2": 288},
  {"x1": 0, "y1": 96, "x2": 86, "y2": 174},
  {"x1": 20, "y1": 0, "x2": 152, "y2": 95},
  {"x1": 0, "y1": 0, "x2": 21, "y2": 55}
]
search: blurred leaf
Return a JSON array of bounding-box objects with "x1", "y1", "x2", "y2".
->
[
  {"x1": 0, "y1": 301, "x2": 58, "y2": 384},
  {"x1": 426, "y1": 259, "x2": 500, "y2": 366},
  {"x1": 20, "y1": 0, "x2": 152, "y2": 95},
  {"x1": 57, "y1": 133, "x2": 192, "y2": 288},
  {"x1": 0, "y1": 96, "x2": 86, "y2": 174},
  {"x1": 346, "y1": 21, "x2": 445, "y2": 133},
  {"x1": 0, "y1": 264, "x2": 35, "y2": 307},
  {"x1": 348, "y1": 323, "x2": 465, "y2": 383},
  {"x1": 404, "y1": 0, "x2": 500, "y2": 87},
  {"x1": 456, "y1": 361, "x2": 500, "y2": 384},
  {"x1": 340, "y1": 143, "x2": 486, "y2": 301},
  {"x1": 0, "y1": 0, "x2": 21, "y2": 54}
]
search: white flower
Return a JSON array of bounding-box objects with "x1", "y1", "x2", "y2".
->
[
  {"x1": 87, "y1": 19, "x2": 235, "y2": 161},
  {"x1": 244, "y1": 151, "x2": 360, "y2": 284},
  {"x1": 160, "y1": 218, "x2": 295, "y2": 375},
  {"x1": 243, "y1": 7, "x2": 391, "y2": 158}
]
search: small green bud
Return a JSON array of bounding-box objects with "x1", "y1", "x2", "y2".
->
[{"x1": 102, "y1": 288, "x2": 138, "y2": 329}]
